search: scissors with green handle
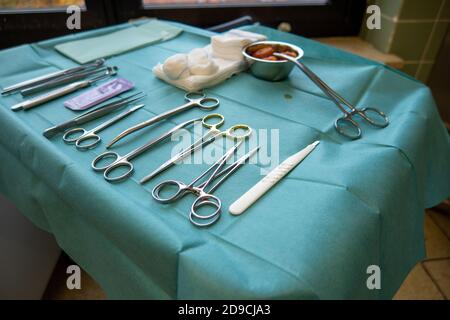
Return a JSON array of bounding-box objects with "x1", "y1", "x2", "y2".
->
[{"x1": 140, "y1": 113, "x2": 252, "y2": 184}]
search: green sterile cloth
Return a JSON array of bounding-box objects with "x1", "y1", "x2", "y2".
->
[
  {"x1": 0, "y1": 20, "x2": 449, "y2": 299},
  {"x1": 54, "y1": 20, "x2": 183, "y2": 64}
]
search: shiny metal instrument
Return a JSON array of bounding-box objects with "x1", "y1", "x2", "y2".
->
[
  {"x1": 63, "y1": 104, "x2": 144, "y2": 151},
  {"x1": 106, "y1": 92, "x2": 220, "y2": 148},
  {"x1": 11, "y1": 66, "x2": 118, "y2": 112},
  {"x1": 43, "y1": 91, "x2": 146, "y2": 138},
  {"x1": 140, "y1": 114, "x2": 252, "y2": 184},
  {"x1": 152, "y1": 142, "x2": 259, "y2": 227},
  {"x1": 1, "y1": 59, "x2": 105, "y2": 96},
  {"x1": 20, "y1": 65, "x2": 110, "y2": 97},
  {"x1": 274, "y1": 52, "x2": 389, "y2": 139},
  {"x1": 92, "y1": 117, "x2": 201, "y2": 183}
]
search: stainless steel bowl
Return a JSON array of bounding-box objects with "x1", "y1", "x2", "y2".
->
[{"x1": 242, "y1": 41, "x2": 304, "y2": 81}]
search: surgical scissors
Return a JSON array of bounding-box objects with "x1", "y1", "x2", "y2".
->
[
  {"x1": 140, "y1": 114, "x2": 252, "y2": 183},
  {"x1": 92, "y1": 117, "x2": 201, "y2": 182},
  {"x1": 106, "y1": 92, "x2": 220, "y2": 148},
  {"x1": 274, "y1": 52, "x2": 389, "y2": 139},
  {"x1": 63, "y1": 104, "x2": 144, "y2": 150},
  {"x1": 152, "y1": 142, "x2": 259, "y2": 227}
]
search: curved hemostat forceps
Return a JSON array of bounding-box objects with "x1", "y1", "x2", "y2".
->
[
  {"x1": 106, "y1": 92, "x2": 220, "y2": 148},
  {"x1": 274, "y1": 52, "x2": 389, "y2": 140},
  {"x1": 91, "y1": 117, "x2": 202, "y2": 183},
  {"x1": 63, "y1": 104, "x2": 144, "y2": 151},
  {"x1": 152, "y1": 141, "x2": 260, "y2": 228},
  {"x1": 140, "y1": 113, "x2": 252, "y2": 184}
]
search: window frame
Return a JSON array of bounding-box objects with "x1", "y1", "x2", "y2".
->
[
  {"x1": 0, "y1": 0, "x2": 112, "y2": 49},
  {"x1": 113, "y1": 0, "x2": 367, "y2": 37},
  {"x1": 0, "y1": 0, "x2": 367, "y2": 49}
]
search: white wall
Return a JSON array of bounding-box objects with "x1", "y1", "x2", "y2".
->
[{"x1": 0, "y1": 194, "x2": 60, "y2": 299}]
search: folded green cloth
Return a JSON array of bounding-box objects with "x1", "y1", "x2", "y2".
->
[{"x1": 55, "y1": 20, "x2": 183, "y2": 64}]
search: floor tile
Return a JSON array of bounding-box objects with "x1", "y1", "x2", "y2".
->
[
  {"x1": 423, "y1": 259, "x2": 450, "y2": 299},
  {"x1": 429, "y1": 210, "x2": 450, "y2": 239},
  {"x1": 43, "y1": 253, "x2": 105, "y2": 300},
  {"x1": 393, "y1": 263, "x2": 444, "y2": 300},
  {"x1": 424, "y1": 213, "x2": 450, "y2": 259}
]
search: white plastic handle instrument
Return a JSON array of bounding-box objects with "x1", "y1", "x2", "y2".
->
[
  {"x1": 229, "y1": 140, "x2": 320, "y2": 215},
  {"x1": 11, "y1": 81, "x2": 90, "y2": 111}
]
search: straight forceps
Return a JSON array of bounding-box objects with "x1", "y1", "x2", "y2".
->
[
  {"x1": 43, "y1": 91, "x2": 146, "y2": 138},
  {"x1": 1, "y1": 59, "x2": 105, "y2": 96},
  {"x1": 11, "y1": 66, "x2": 118, "y2": 111},
  {"x1": 20, "y1": 65, "x2": 110, "y2": 97},
  {"x1": 92, "y1": 117, "x2": 201, "y2": 183},
  {"x1": 274, "y1": 52, "x2": 389, "y2": 139},
  {"x1": 140, "y1": 113, "x2": 252, "y2": 183},
  {"x1": 106, "y1": 92, "x2": 220, "y2": 148},
  {"x1": 63, "y1": 104, "x2": 144, "y2": 150},
  {"x1": 152, "y1": 142, "x2": 260, "y2": 227}
]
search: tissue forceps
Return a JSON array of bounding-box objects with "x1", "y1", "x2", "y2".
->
[
  {"x1": 43, "y1": 91, "x2": 146, "y2": 138},
  {"x1": 63, "y1": 104, "x2": 144, "y2": 150},
  {"x1": 139, "y1": 114, "x2": 252, "y2": 183},
  {"x1": 274, "y1": 52, "x2": 389, "y2": 140},
  {"x1": 152, "y1": 142, "x2": 259, "y2": 227},
  {"x1": 11, "y1": 66, "x2": 118, "y2": 111},
  {"x1": 1, "y1": 59, "x2": 105, "y2": 96},
  {"x1": 20, "y1": 65, "x2": 110, "y2": 97},
  {"x1": 106, "y1": 92, "x2": 220, "y2": 148},
  {"x1": 92, "y1": 117, "x2": 201, "y2": 183}
]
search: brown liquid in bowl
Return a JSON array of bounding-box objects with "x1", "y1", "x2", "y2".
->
[{"x1": 246, "y1": 44, "x2": 298, "y2": 61}]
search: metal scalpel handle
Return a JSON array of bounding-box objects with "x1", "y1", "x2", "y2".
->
[
  {"x1": 10, "y1": 81, "x2": 90, "y2": 111},
  {"x1": 1, "y1": 59, "x2": 105, "y2": 96},
  {"x1": 20, "y1": 66, "x2": 108, "y2": 97}
]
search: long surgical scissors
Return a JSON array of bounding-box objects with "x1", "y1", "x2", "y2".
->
[
  {"x1": 140, "y1": 114, "x2": 252, "y2": 183},
  {"x1": 63, "y1": 104, "x2": 144, "y2": 150},
  {"x1": 152, "y1": 142, "x2": 259, "y2": 227},
  {"x1": 92, "y1": 117, "x2": 201, "y2": 182},
  {"x1": 106, "y1": 92, "x2": 220, "y2": 148},
  {"x1": 274, "y1": 52, "x2": 389, "y2": 139}
]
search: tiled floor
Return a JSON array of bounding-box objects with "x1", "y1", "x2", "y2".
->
[
  {"x1": 393, "y1": 209, "x2": 450, "y2": 300},
  {"x1": 43, "y1": 209, "x2": 450, "y2": 300}
]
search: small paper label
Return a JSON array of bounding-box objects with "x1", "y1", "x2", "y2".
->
[{"x1": 64, "y1": 78, "x2": 134, "y2": 111}]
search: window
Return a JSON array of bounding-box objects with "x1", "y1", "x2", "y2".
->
[
  {"x1": 0, "y1": 0, "x2": 85, "y2": 10},
  {"x1": 115, "y1": 0, "x2": 365, "y2": 37},
  {"x1": 0, "y1": 0, "x2": 108, "y2": 49},
  {"x1": 0, "y1": 0, "x2": 366, "y2": 49},
  {"x1": 142, "y1": 0, "x2": 328, "y2": 8}
]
